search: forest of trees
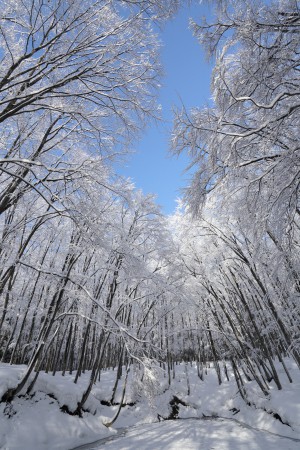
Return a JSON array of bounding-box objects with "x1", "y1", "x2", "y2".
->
[{"x1": 0, "y1": 0, "x2": 299, "y2": 417}]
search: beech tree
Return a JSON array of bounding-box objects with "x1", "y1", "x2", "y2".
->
[
  {"x1": 172, "y1": 0, "x2": 300, "y2": 240},
  {"x1": 0, "y1": 0, "x2": 186, "y2": 406},
  {"x1": 170, "y1": 205, "x2": 299, "y2": 398},
  {"x1": 171, "y1": 1, "x2": 300, "y2": 398},
  {"x1": 0, "y1": 0, "x2": 183, "y2": 215}
]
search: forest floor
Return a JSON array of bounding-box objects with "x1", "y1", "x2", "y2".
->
[{"x1": 0, "y1": 359, "x2": 299, "y2": 449}]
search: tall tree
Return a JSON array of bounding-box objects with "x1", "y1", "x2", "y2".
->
[
  {"x1": 172, "y1": 0, "x2": 300, "y2": 240},
  {"x1": 0, "y1": 0, "x2": 182, "y2": 214}
]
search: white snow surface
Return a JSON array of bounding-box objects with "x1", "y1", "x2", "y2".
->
[
  {"x1": 73, "y1": 418, "x2": 300, "y2": 450},
  {"x1": 0, "y1": 359, "x2": 299, "y2": 449}
]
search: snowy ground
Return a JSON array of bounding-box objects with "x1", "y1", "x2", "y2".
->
[
  {"x1": 72, "y1": 418, "x2": 300, "y2": 450},
  {"x1": 0, "y1": 359, "x2": 299, "y2": 449}
]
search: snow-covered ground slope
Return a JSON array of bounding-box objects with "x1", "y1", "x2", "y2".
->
[{"x1": 0, "y1": 359, "x2": 299, "y2": 449}]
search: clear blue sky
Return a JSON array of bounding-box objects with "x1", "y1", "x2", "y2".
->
[{"x1": 119, "y1": 3, "x2": 213, "y2": 215}]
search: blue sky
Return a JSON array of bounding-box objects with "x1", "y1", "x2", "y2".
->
[{"x1": 119, "y1": 3, "x2": 213, "y2": 215}]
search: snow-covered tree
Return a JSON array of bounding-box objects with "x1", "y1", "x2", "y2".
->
[{"x1": 172, "y1": 0, "x2": 300, "y2": 241}]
